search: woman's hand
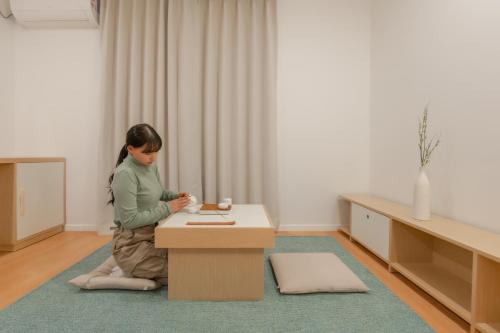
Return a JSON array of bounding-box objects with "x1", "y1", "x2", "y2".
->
[
  {"x1": 178, "y1": 192, "x2": 189, "y2": 198},
  {"x1": 168, "y1": 196, "x2": 191, "y2": 213}
]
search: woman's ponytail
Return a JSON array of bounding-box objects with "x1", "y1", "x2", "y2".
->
[
  {"x1": 115, "y1": 144, "x2": 129, "y2": 167},
  {"x1": 107, "y1": 144, "x2": 128, "y2": 205}
]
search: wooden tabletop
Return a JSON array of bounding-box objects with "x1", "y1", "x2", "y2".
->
[
  {"x1": 155, "y1": 204, "x2": 275, "y2": 249},
  {"x1": 158, "y1": 204, "x2": 273, "y2": 229}
]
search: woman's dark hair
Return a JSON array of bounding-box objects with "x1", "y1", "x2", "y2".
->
[{"x1": 107, "y1": 123, "x2": 162, "y2": 205}]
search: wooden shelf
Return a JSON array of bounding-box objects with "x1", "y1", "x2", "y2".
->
[
  {"x1": 476, "y1": 323, "x2": 500, "y2": 333},
  {"x1": 341, "y1": 194, "x2": 500, "y2": 327},
  {"x1": 341, "y1": 194, "x2": 500, "y2": 263},
  {"x1": 391, "y1": 262, "x2": 471, "y2": 322},
  {"x1": 475, "y1": 255, "x2": 500, "y2": 332},
  {"x1": 390, "y1": 218, "x2": 473, "y2": 322}
]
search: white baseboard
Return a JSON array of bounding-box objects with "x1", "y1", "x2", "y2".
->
[
  {"x1": 64, "y1": 224, "x2": 97, "y2": 232},
  {"x1": 97, "y1": 222, "x2": 114, "y2": 236},
  {"x1": 278, "y1": 224, "x2": 339, "y2": 231}
]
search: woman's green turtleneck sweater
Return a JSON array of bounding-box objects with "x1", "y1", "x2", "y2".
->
[{"x1": 111, "y1": 155, "x2": 179, "y2": 229}]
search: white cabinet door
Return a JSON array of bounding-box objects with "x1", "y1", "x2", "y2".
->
[
  {"x1": 351, "y1": 203, "x2": 390, "y2": 261},
  {"x1": 16, "y1": 162, "x2": 65, "y2": 240},
  {"x1": 351, "y1": 204, "x2": 369, "y2": 246}
]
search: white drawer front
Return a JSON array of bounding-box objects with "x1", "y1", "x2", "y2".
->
[
  {"x1": 351, "y1": 204, "x2": 370, "y2": 246},
  {"x1": 351, "y1": 203, "x2": 390, "y2": 261}
]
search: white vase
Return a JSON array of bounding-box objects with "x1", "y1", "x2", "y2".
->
[{"x1": 412, "y1": 167, "x2": 431, "y2": 220}]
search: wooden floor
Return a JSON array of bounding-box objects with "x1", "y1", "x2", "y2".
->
[
  {"x1": 0, "y1": 232, "x2": 111, "y2": 310},
  {"x1": 0, "y1": 231, "x2": 468, "y2": 333}
]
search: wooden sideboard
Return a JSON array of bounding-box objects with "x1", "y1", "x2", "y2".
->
[
  {"x1": 340, "y1": 194, "x2": 500, "y2": 333},
  {"x1": 0, "y1": 158, "x2": 66, "y2": 251}
]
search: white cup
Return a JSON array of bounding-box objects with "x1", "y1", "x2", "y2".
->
[
  {"x1": 218, "y1": 202, "x2": 229, "y2": 209},
  {"x1": 188, "y1": 195, "x2": 197, "y2": 206},
  {"x1": 222, "y1": 197, "x2": 232, "y2": 205}
]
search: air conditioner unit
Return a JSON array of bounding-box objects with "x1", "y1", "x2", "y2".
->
[{"x1": 10, "y1": 0, "x2": 99, "y2": 28}]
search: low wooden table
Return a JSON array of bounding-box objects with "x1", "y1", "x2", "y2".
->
[{"x1": 155, "y1": 204, "x2": 275, "y2": 301}]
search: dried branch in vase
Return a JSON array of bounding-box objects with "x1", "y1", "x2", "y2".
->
[{"x1": 418, "y1": 106, "x2": 440, "y2": 168}]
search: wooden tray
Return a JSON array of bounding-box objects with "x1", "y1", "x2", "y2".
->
[{"x1": 200, "y1": 203, "x2": 232, "y2": 211}]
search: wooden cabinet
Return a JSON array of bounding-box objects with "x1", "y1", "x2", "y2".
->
[
  {"x1": 0, "y1": 158, "x2": 66, "y2": 251},
  {"x1": 340, "y1": 194, "x2": 500, "y2": 333}
]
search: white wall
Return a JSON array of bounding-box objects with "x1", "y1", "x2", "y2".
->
[
  {"x1": 0, "y1": 17, "x2": 15, "y2": 154},
  {"x1": 0, "y1": 22, "x2": 103, "y2": 231},
  {"x1": 8, "y1": 1, "x2": 498, "y2": 234},
  {"x1": 370, "y1": 0, "x2": 500, "y2": 233},
  {"x1": 2, "y1": 1, "x2": 372, "y2": 233},
  {"x1": 277, "y1": 0, "x2": 371, "y2": 230}
]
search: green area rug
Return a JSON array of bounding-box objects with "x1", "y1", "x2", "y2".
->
[{"x1": 0, "y1": 237, "x2": 434, "y2": 333}]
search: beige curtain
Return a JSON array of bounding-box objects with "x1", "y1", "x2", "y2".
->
[
  {"x1": 100, "y1": 0, "x2": 279, "y2": 227},
  {"x1": 165, "y1": 0, "x2": 278, "y2": 225},
  {"x1": 98, "y1": 0, "x2": 168, "y2": 230},
  {"x1": 100, "y1": 0, "x2": 168, "y2": 171}
]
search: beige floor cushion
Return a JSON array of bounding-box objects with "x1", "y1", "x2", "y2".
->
[
  {"x1": 269, "y1": 252, "x2": 369, "y2": 294},
  {"x1": 68, "y1": 256, "x2": 161, "y2": 291}
]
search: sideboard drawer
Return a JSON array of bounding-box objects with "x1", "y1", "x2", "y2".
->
[{"x1": 351, "y1": 203, "x2": 390, "y2": 261}]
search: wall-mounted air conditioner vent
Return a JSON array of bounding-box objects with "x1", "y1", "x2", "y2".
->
[{"x1": 10, "y1": 0, "x2": 99, "y2": 28}]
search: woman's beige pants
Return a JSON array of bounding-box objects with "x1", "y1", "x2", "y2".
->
[{"x1": 112, "y1": 223, "x2": 168, "y2": 284}]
